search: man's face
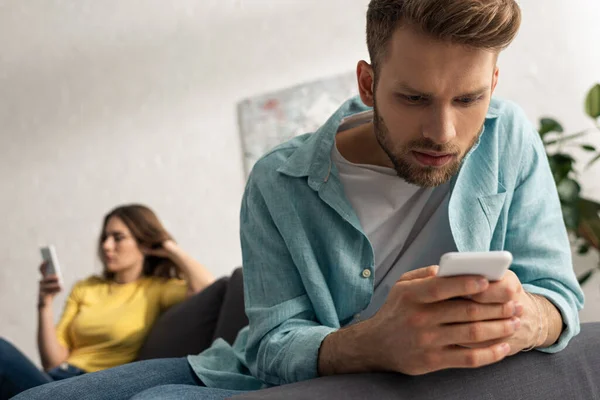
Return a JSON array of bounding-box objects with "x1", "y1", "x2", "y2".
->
[{"x1": 368, "y1": 26, "x2": 498, "y2": 187}]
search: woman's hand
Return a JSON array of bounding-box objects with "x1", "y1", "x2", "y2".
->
[
  {"x1": 144, "y1": 240, "x2": 214, "y2": 295},
  {"x1": 143, "y1": 239, "x2": 178, "y2": 259},
  {"x1": 37, "y1": 262, "x2": 70, "y2": 369},
  {"x1": 38, "y1": 262, "x2": 62, "y2": 309}
]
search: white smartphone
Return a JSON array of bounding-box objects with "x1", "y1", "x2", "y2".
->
[
  {"x1": 438, "y1": 251, "x2": 513, "y2": 281},
  {"x1": 40, "y1": 245, "x2": 63, "y2": 283}
]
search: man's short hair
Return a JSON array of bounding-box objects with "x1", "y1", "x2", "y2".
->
[{"x1": 367, "y1": 0, "x2": 522, "y2": 73}]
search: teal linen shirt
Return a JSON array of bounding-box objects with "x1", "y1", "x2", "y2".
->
[{"x1": 188, "y1": 96, "x2": 584, "y2": 391}]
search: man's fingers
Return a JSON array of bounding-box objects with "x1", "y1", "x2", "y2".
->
[
  {"x1": 436, "y1": 318, "x2": 520, "y2": 346},
  {"x1": 433, "y1": 343, "x2": 511, "y2": 371},
  {"x1": 434, "y1": 299, "x2": 521, "y2": 324},
  {"x1": 468, "y1": 271, "x2": 522, "y2": 304},
  {"x1": 416, "y1": 276, "x2": 489, "y2": 303},
  {"x1": 456, "y1": 338, "x2": 505, "y2": 349},
  {"x1": 398, "y1": 265, "x2": 439, "y2": 282}
]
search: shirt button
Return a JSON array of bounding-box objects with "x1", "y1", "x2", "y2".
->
[
  {"x1": 362, "y1": 269, "x2": 372, "y2": 278},
  {"x1": 354, "y1": 313, "x2": 361, "y2": 320}
]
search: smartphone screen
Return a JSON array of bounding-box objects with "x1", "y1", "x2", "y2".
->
[{"x1": 40, "y1": 245, "x2": 63, "y2": 282}]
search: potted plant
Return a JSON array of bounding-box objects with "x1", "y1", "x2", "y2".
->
[{"x1": 539, "y1": 84, "x2": 600, "y2": 285}]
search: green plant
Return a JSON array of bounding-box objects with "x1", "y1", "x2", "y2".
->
[{"x1": 539, "y1": 84, "x2": 600, "y2": 285}]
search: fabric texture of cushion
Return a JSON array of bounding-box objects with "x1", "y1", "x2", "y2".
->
[
  {"x1": 211, "y1": 268, "x2": 248, "y2": 345},
  {"x1": 232, "y1": 322, "x2": 600, "y2": 400},
  {"x1": 136, "y1": 276, "x2": 229, "y2": 360}
]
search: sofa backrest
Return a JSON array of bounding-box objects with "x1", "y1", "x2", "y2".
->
[
  {"x1": 211, "y1": 267, "x2": 249, "y2": 345},
  {"x1": 135, "y1": 276, "x2": 230, "y2": 360}
]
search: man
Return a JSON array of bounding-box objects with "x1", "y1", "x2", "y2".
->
[{"x1": 18, "y1": 0, "x2": 583, "y2": 399}]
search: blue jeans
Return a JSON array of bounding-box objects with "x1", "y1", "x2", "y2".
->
[
  {"x1": 14, "y1": 357, "x2": 247, "y2": 400},
  {"x1": 0, "y1": 338, "x2": 85, "y2": 400}
]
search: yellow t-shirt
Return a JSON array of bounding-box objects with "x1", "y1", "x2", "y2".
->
[{"x1": 55, "y1": 276, "x2": 187, "y2": 372}]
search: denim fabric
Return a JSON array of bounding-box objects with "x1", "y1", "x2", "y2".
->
[
  {"x1": 187, "y1": 96, "x2": 584, "y2": 390},
  {"x1": 14, "y1": 358, "x2": 198, "y2": 400},
  {"x1": 0, "y1": 338, "x2": 52, "y2": 399},
  {"x1": 46, "y1": 363, "x2": 85, "y2": 381},
  {"x1": 0, "y1": 337, "x2": 86, "y2": 399},
  {"x1": 131, "y1": 385, "x2": 247, "y2": 400}
]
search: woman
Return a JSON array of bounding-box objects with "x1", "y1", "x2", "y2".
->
[{"x1": 0, "y1": 204, "x2": 214, "y2": 399}]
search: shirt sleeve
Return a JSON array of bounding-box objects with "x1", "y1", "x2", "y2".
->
[
  {"x1": 55, "y1": 281, "x2": 84, "y2": 349},
  {"x1": 505, "y1": 123, "x2": 585, "y2": 353},
  {"x1": 241, "y1": 170, "x2": 337, "y2": 387},
  {"x1": 159, "y1": 278, "x2": 188, "y2": 311}
]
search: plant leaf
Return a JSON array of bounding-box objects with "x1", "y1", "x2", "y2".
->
[
  {"x1": 539, "y1": 118, "x2": 564, "y2": 138},
  {"x1": 577, "y1": 198, "x2": 600, "y2": 250},
  {"x1": 557, "y1": 178, "x2": 581, "y2": 203},
  {"x1": 581, "y1": 144, "x2": 596, "y2": 152},
  {"x1": 561, "y1": 204, "x2": 580, "y2": 231},
  {"x1": 586, "y1": 153, "x2": 600, "y2": 169},
  {"x1": 577, "y1": 269, "x2": 595, "y2": 286},
  {"x1": 544, "y1": 131, "x2": 589, "y2": 146},
  {"x1": 548, "y1": 153, "x2": 575, "y2": 184},
  {"x1": 585, "y1": 83, "x2": 600, "y2": 119}
]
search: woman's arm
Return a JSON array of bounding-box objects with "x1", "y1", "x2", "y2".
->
[
  {"x1": 36, "y1": 264, "x2": 70, "y2": 370},
  {"x1": 155, "y1": 240, "x2": 215, "y2": 295},
  {"x1": 37, "y1": 306, "x2": 70, "y2": 370}
]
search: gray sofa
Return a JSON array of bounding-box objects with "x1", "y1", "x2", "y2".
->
[{"x1": 137, "y1": 268, "x2": 600, "y2": 399}]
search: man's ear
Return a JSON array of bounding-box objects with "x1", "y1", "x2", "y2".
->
[
  {"x1": 491, "y1": 66, "x2": 499, "y2": 94},
  {"x1": 357, "y1": 60, "x2": 375, "y2": 107}
]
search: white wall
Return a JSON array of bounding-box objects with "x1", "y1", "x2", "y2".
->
[
  {"x1": 1, "y1": 0, "x2": 598, "y2": 364},
  {"x1": 496, "y1": 0, "x2": 600, "y2": 323}
]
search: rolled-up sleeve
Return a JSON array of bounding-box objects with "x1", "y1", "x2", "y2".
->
[
  {"x1": 240, "y1": 172, "x2": 336, "y2": 386},
  {"x1": 506, "y1": 126, "x2": 584, "y2": 352}
]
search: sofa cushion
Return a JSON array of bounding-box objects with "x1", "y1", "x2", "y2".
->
[
  {"x1": 136, "y1": 276, "x2": 229, "y2": 360},
  {"x1": 211, "y1": 267, "x2": 249, "y2": 345},
  {"x1": 232, "y1": 323, "x2": 600, "y2": 400}
]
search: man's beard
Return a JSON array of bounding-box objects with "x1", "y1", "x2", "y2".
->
[{"x1": 372, "y1": 103, "x2": 482, "y2": 188}]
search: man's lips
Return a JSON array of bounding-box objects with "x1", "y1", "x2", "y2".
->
[{"x1": 412, "y1": 151, "x2": 455, "y2": 167}]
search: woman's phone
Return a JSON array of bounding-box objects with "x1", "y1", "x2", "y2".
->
[
  {"x1": 40, "y1": 245, "x2": 63, "y2": 283},
  {"x1": 438, "y1": 251, "x2": 513, "y2": 281}
]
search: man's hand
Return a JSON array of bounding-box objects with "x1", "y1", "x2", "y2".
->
[
  {"x1": 369, "y1": 266, "x2": 523, "y2": 375},
  {"x1": 319, "y1": 266, "x2": 522, "y2": 377},
  {"x1": 465, "y1": 270, "x2": 561, "y2": 353}
]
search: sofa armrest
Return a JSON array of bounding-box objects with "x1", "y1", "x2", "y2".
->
[{"x1": 232, "y1": 322, "x2": 600, "y2": 400}]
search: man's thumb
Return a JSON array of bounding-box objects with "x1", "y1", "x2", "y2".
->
[{"x1": 398, "y1": 265, "x2": 439, "y2": 282}]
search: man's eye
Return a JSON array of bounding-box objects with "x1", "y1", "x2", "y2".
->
[
  {"x1": 401, "y1": 95, "x2": 425, "y2": 104},
  {"x1": 456, "y1": 96, "x2": 481, "y2": 105}
]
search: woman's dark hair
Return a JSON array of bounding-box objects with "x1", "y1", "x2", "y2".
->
[{"x1": 98, "y1": 204, "x2": 180, "y2": 280}]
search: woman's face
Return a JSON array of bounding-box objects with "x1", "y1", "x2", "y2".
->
[{"x1": 101, "y1": 216, "x2": 145, "y2": 274}]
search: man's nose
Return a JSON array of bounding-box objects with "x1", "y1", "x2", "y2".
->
[{"x1": 422, "y1": 106, "x2": 456, "y2": 145}]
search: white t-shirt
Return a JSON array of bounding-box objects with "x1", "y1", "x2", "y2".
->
[
  {"x1": 333, "y1": 111, "x2": 456, "y2": 323},
  {"x1": 332, "y1": 111, "x2": 436, "y2": 274}
]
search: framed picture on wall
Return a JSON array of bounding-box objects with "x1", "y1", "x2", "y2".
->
[{"x1": 237, "y1": 71, "x2": 357, "y2": 177}]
